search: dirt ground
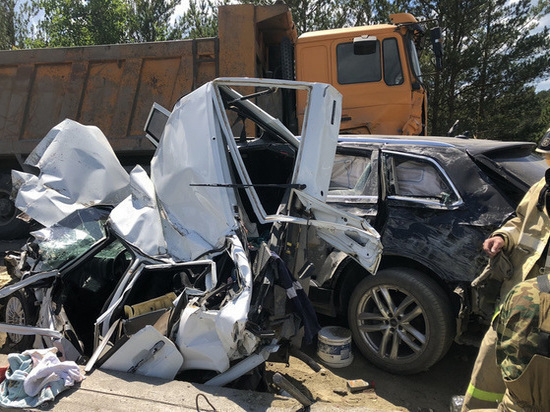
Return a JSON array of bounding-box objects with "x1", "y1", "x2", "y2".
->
[
  {"x1": 263, "y1": 335, "x2": 476, "y2": 411},
  {"x1": 0, "y1": 238, "x2": 477, "y2": 411}
]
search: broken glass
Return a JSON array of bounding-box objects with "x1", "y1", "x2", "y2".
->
[{"x1": 31, "y1": 207, "x2": 110, "y2": 272}]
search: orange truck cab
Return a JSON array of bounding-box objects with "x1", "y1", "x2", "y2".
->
[{"x1": 295, "y1": 13, "x2": 440, "y2": 135}]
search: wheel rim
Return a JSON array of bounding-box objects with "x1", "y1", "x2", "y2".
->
[
  {"x1": 355, "y1": 284, "x2": 428, "y2": 361},
  {"x1": 5, "y1": 296, "x2": 26, "y2": 344}
]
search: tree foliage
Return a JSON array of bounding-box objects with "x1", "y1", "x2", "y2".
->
[
  {"x1": 411, "y1": 0, "x2": 550, "y2": 140},
  {"x1": 0, "y1": 0, "x2": 36, "y2": 49},
  {"x1": 15, "y1": 0, "x2": 180, "y2": 47},
  {"x1": 540, "y1": 90, "x2": 550, "y2": 135},
  {"x1": 239, "y1": 0, "x2": 404, "y2": 33},
  {"x1": 1, "y1": 0, "x2": 549, "y2": 142},
  {"x1": 31, "y1": 0, "x2": 132, "y2": 46},
  {"x1": 171, "y1": 0, "x2": 225, "y2": 39},
  {"x1": 129, "y1": 0, "x2": 178, "y2": 42},
  {"x1": 0, "y1": 1, "x2": 16, "y2": 49}
]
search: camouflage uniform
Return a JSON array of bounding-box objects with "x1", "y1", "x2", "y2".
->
[
  {"x1": 463, "y1": 176, "x2": 550, "y2": 411},
  {"x1": 495, "y1": 274, "x2": 550, "y2": 411}
]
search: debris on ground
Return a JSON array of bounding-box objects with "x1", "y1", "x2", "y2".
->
[{"x1": 347, "y1": 379, "x2": 375, "y2": 393}]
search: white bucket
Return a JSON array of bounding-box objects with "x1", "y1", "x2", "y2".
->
[{"x1": 317, "y1": 326, "x2": 353, "y2": 368}]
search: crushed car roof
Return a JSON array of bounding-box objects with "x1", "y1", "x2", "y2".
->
[{"x1": 338, "y1": 134, "x2": 537, "y2": 156}]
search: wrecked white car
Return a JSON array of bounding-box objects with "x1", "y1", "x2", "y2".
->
[{"x1": 0, "y1": 78, "x2": 381, "y2": 386}]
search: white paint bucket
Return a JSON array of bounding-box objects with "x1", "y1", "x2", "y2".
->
[{"x1": 317, "y1": 326, "x2": 353, "y2": 368}]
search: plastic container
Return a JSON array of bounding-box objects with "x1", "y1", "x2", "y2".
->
[
  {"x1": 317, "y1": 326, "x2": 353, "y2": 368},
  {"x1": 449, "y1": 395, "x2": 465, "y2": 412}
]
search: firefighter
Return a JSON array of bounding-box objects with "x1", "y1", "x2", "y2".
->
[
  {"x1": 493, "y1": 274, "x2": 550, "y2": 411},
  {"x1": 461, "y1": 128, "x2": 550, "y2": 411}
]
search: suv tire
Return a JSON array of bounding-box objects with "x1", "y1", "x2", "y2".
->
[{"x1": 348, "y1": 267, "x2": 454, "y2": 374}]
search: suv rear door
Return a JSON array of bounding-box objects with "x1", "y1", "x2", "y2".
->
[{"x1": 327, "y1": 145, "x2": 382, "y2": 228}]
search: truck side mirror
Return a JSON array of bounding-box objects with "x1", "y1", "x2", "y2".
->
[
  {"x1": 353, "y1": 35, "x2": 377, "y2": 55},
  {"x1": 430, "y1": 27, "x2": 443, "y2": 71}
]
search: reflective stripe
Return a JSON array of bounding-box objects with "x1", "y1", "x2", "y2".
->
[
  {"x1": 286, "y1": 287, "x2": 297, "y2": 299},
  {"x1": 492, "y1": 306, "x2": 502, "y2": 324},
  {"x1": 466, "y1": 383, "x2": 504, "y2": 402}
]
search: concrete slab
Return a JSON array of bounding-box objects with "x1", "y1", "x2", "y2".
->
[{"x1": 0, "y1": 354, "x2": 303, "y2": 411}]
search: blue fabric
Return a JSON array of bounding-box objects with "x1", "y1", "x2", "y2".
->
[
  {"x1": 0, "y1": 353, "x2": 68, "y2": 408},
  {"x1": 271, "y1": 252, "x2": 321, "y2": 344}
]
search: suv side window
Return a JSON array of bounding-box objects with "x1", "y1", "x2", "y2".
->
[
  {"x1": 329, "y1": 154, "x2": 371, "y2": 196},
  {"x1": 385, "y1": 153, "x2": 461, "y2": 207},
  {"x1": 329, "y1": 152, "x2": 374, "y2": 196}
]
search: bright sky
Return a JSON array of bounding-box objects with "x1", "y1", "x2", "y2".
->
[
  {"x1": 172, "y1": 1, "x2": 189, "y2": 23},
  {"x1": 537, "y1": 79, "x2": 550, "y2": 92}
]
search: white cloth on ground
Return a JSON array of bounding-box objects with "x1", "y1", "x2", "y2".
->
[{"x1": 21, "y1": 347, "x2": 84, "y2": 397}]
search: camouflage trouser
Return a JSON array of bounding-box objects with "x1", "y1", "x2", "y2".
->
[{"x1": 462, "y1": 327, "x2": 505, "y2": 411}]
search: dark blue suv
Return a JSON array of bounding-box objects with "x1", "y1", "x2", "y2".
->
[{"x1": 307, "y1": 135, "x2": 546, "y2": 374}]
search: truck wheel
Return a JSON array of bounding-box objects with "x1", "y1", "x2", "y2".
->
[
  {"x1": 0, "y1": 174, "x2": 29, "y2": 240},
  {"x1": 2, "y1": 289, "x2": 38, "y2": 350},
  {"x1": 348, "y1": 268, "x2": 454, "y2": 374}
]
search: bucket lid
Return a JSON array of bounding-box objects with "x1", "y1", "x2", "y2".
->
[{"x1": 318, "y1": 326, "x2": 352, "y2": 342}]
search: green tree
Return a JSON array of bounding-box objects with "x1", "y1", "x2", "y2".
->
[
  {"x1": 0, "y1": 1, "x2": 16, "y2": 49},
  {"x1": 412, "y1": 0, "x2": 550, "y2": 140},
  {"x1": 334, "y1": 0, "x2": 411, "y2": 28},
  {"x1": 34, "y1": 0, "x2": 132, "y2": 46},
  {"x1": 539, "y1": 89, "x2": 550, "y2": 135},
  {"x1": 238, "y1": 0, "x2": 400, "y2": 34},
  {"x1": 172, "y1": 0, "x2": 227, "y2": 39},
  {"x1": 412, "y1": 0, "x2": 487, "y2": 135},
  {"x1": 129, "y1": 0, "x2": 178, "y2": 42},
  {"x1": 0, "y1": 0, "x2": 37, "y2": 49}
]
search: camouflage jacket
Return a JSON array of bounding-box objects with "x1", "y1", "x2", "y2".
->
[{"x1": 496, "y1": 275, "x2": 550, "y2": 381}]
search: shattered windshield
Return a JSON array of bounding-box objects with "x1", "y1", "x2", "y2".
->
[{"x1": 32, "y1": 207, "x2": 111, "y2": 271}]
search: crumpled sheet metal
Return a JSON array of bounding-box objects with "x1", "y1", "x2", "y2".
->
[
  {"x1": 175, "y1": 235, "x2": 256, "y2": 372},
  {"x1": 7, "y1": 79, "x2": 382, "y2": 380},
  {"x1": 108, "y1": 165, "x2": 169, "y2": 258},
  {"x1": 148, "y1": 82, "x2": 239, "y2": 261},
  {"x1": 109, "y1": 83, "x2": 240, "y2": 261},
  {"x1": 13, "y1": 119, "x2": 131, "y2": 227}
]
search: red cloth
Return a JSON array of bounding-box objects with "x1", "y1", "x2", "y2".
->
[{"x1": 0, "y1": 366, "x2": 8, "y2": 383}]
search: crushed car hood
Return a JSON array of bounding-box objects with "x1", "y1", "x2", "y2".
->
[{"x1": 12, "y1": 120, "x2": 131, "y2": 227}]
